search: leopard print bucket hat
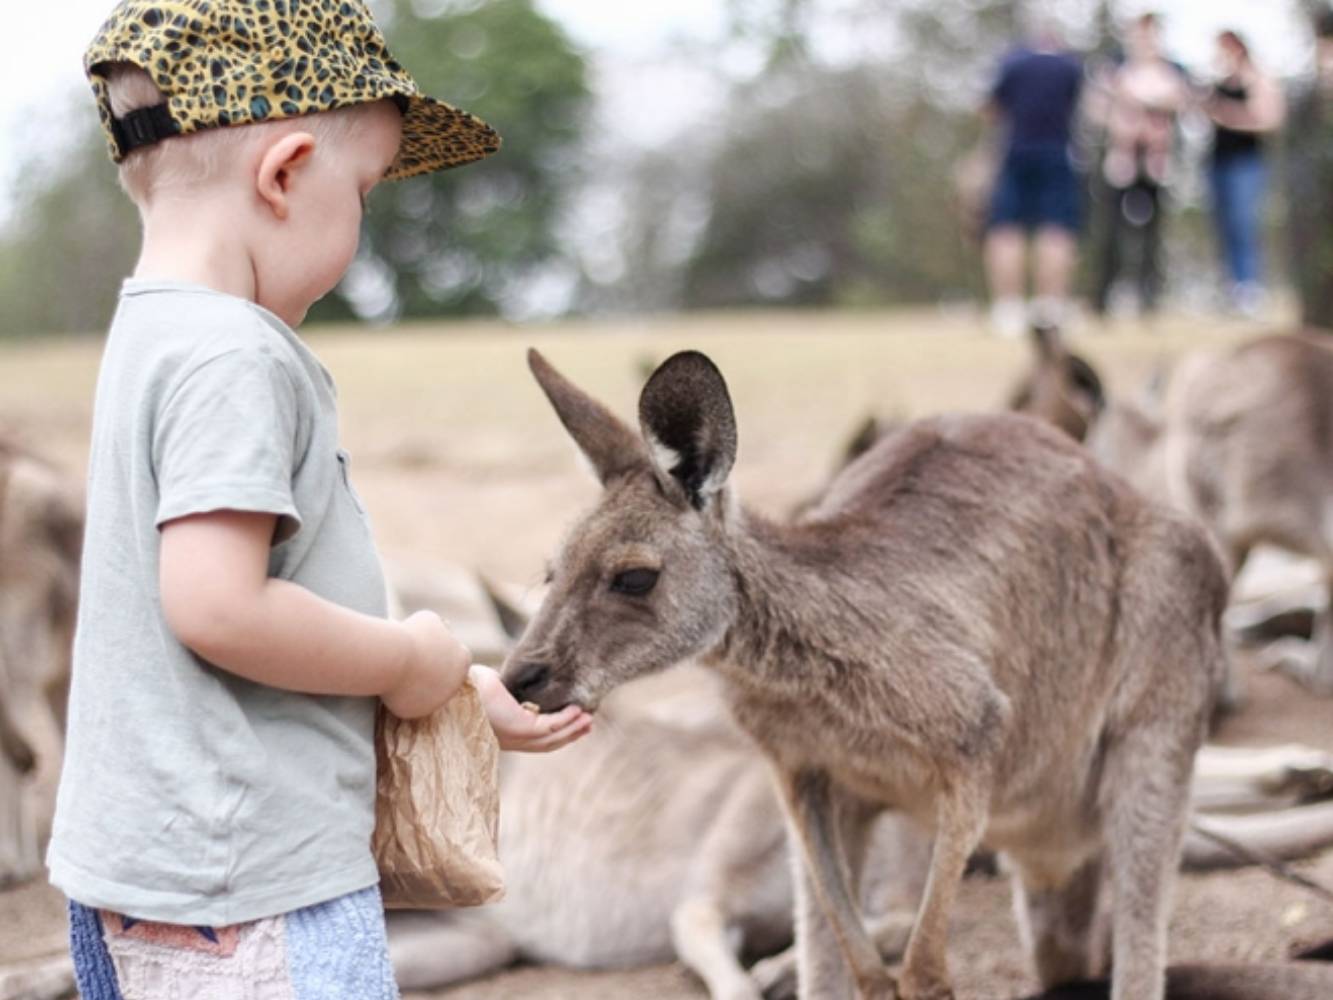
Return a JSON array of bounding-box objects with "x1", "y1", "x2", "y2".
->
[{"x1": 84, "y1": 0, "x2": 501, "y2": 180}]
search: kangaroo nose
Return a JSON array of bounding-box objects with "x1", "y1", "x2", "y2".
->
[{"x1": 508, "y1": 663, "x2": 551, "y2": 702}]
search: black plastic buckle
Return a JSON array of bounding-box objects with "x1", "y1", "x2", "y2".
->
[{"x1": 111, "y1": 103, "x2": 177, "y2": 156}]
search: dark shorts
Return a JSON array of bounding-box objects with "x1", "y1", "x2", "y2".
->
[{"x1": 988, "y1": 144, "x2": 1082, "y2": 233}]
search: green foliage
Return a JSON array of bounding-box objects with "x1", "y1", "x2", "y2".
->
[
  {"x1": 310, "y1": 0, "x2": 591, "y2": 322},
  {"x1": 676, "y1": 65, "x2": 978, "y2": 309},
  {"x1": 0, "y1": 123, "x2": 139, "y2": 338},
  {"x1": 656, "y1": 0, "x2": 1027, "y2": 311},
  {"x1": 0, "y1": 0, "x2": 589, "y2": 336}
]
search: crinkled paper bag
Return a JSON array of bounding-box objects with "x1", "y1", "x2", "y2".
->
[{"x1": 372, "y1": 679, "x2": 505, "y2": 908}]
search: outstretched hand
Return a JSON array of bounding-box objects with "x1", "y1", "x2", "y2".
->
[{"x1": 468, "y1": 664, "x2": 592, "y2": 752}]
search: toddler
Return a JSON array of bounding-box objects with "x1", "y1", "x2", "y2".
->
[{"x1": 48, "y1": 2, "x2": 590, "y2": 996}]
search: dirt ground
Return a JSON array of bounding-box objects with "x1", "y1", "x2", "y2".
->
[{"x1": 2, "y1": 308, "x2": 1330, "y2": 998}]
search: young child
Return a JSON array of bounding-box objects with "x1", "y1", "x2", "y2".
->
[{"x1": 48, "y1": 2, "x2": 591, "y2": 996}]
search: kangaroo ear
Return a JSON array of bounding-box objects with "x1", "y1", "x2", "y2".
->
[
  {"x1": 1029, "y1": 322, "x2": 1065, "y2": 363},
  {"x1": 528, "y1": 349, "x2": 646, "y2": 486},
  {"x1": 1065, "y1": 353, "x2": 1106, "y2": 415},
  {"x1": 840, "y1": 414, "x2": 884, "y2": 468},
  {"x1": 638, "y1": 351, "x2": 737, "y2": 510}
]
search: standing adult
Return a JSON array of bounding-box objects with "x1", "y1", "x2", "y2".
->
[
  {"x1": 1287, "y1": 9, "x2": 1333, "y2": 331},
  {"x1": 982, "y1": 23, "x2": 1084, "y2": 336},
  {"x1": 1087, "y1": 13, "x2": 1190, "y2": 318},
  {"x1": 1205, "y1": 30, "x2": 1286, "y2": 316}
]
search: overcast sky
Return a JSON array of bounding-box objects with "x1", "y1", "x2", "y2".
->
[{"x1": 0, "y1": 0, "x2": 1318, "y2": 219}]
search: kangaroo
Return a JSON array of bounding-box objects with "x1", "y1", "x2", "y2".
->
[
  {"x1": 1010, "y1": 329, "x2": 1333, "y2": 695},
  {"x1": 1006, "y1": 324, "x2": 1106, "y2": 443},
  {"x1": 386, "y1": 574, "x2": 1333, "y2": 998},
  {"x1": 499, "y1": 349, "x2": 1226, "y2": 1000},
  {"x1": 0, "y1": 441, "x2": 82, "y2": 885},
  {"x1": 388, "y1": 668, "x2": 930, "y2": 1000},
  {"x1": 384, "y1": 678, "x2": 1333, "y2": 997}
]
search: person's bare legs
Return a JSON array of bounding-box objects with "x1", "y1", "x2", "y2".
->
[
  {"x1": 1032, "y1": 225, "x2": 1077, "y2": 327},
  {"x1": 985, "y1": 225, "x2": 1028, "y2": 336}
]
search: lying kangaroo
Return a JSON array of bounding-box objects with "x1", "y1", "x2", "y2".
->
[
  {"x1": 500, "y1": 349, "x2": 1227, "y2": 1000},
  {"x1": 386, "y1": 668, "x2": 1333, "y2": 998},
  {"x1": 1010, "y1": 329, "x2": 1333, "y2": 694},
  {"x1": 386, "y1": 578, "x2": 1333, "y2": 999},
  {"x1": 389, "y1": 665, "x2": 930, "y2": 1000}
]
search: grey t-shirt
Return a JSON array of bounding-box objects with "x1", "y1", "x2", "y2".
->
[{"x1": 47, "y1": 280, "x2": 388, "y2": 925}]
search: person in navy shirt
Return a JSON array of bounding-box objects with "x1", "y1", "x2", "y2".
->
[{"x1": 982, "y1": 23, "x2": 1084, "y2": 336}]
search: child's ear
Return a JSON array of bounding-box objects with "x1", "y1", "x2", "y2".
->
[{"x1": 255, "y1": 132, "x2": 316, "y2": 221}]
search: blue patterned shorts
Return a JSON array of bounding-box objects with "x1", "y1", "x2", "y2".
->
[{"x1": 67, "y1": 886, "x2": 400, "y2": 1000}]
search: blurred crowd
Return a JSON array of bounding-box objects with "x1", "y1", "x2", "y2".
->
[{"x1": 980, "y1": 8, "x2": 1333, "y2": 336}]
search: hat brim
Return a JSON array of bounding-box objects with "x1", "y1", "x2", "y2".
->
[{"x1": 386, "y1": 94, "x2": 501, "y2": 181}]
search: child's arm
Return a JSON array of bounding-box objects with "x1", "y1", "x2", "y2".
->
[{"x1": 160, "y1": 509, "x2": 468, "y2": 719}]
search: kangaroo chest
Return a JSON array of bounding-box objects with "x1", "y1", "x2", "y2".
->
[
  {"x1": 724, "y1": 681, "x2": 940, "y2": 814},
  {"x1": 720, "y1": 663, "x2": 1105, "y2": 849}
]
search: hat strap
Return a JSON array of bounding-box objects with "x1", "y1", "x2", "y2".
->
[{"x1": 111, "y1": 103, "x2": 176, "y2": 157}]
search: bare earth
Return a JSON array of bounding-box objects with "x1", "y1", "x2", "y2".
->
[{"x1": 2, "y1": 308, "x2": 1330, "y2": 998}]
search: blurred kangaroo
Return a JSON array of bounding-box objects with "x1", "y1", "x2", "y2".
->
[
  {"x1": 1006, "y1": 324, "x2": 1106, "y2": 442},
  {"x1": 1010, "y1": 329, "x2": 1333, "y2": 695},
  {"x1": 0, "y1": 440, "x2": 82, "y2": 885},
  {"x1": 386, "y1": 673, "x2": 1333, "y2": 998},
  {"x1": 500, "y1": 349, "x2": 1226, "y2": 1000},
  {"x1": 389, "y1": 672, "x2": 807, "y2": 1000}
]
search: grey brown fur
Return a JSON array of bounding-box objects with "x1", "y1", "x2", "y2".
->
[
  {"x1": 1006, "y1": 324, "x2": 1105, "y2": 442},
  {"x1": 0, "y1": 440, "x2": 81, "y2": 885},
  {"x1": 384, "y1": 561, "x2": 1333, "y2": 997},
  {"x1": 1012, "y1": 329, "x2": 1333, "y2": 695},
  {"x1": 502, "y1": 349, "x2": 1227, "y2": 1000}
]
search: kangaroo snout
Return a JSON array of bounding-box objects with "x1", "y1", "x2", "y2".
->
[
  {"x1": 503, "y1": 660, "x2": 583, "y2": 714},
  {"x1": 506, "y1": 662, "x2": 551, "y2": 701}
]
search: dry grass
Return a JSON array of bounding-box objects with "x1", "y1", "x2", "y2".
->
[
  {"x1": 0, "y1": 306, "x2": 1262, "y2": 589},
  {"x1": 5, "y1": 306, "x2": 1333, "y2": 999}
]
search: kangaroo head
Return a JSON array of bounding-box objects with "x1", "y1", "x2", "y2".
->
[
  {"x1": 501, "y1": 349, "x2": 741, "y2": 712},
  {"x1": 1008, "y1": 323, "x2": 1105, "y2": 442}
]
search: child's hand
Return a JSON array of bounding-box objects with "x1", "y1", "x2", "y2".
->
[
  {"x1": 468, "y1": 664, "x2": 592, "y2": 752},
  {"x1": 383, "y1": 611, "x2": 472, "y2": 719}
]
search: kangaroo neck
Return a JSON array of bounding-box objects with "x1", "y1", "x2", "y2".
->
[{"x1": 708, "y1": 505, "x2": 858, "y2": 688}]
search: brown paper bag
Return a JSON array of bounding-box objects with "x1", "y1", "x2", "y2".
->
[{"x1": 372, "y1": 678, "x2": 505, "y2": 908}]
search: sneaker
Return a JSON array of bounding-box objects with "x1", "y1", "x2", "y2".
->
[
  {"x1": 988, "y1": 298, "x2": 1027, "y2": 338},
  {"x1": 1232, "y1": 282, "x2": 1265, "y2": 319},
  {"x1": 1029, "y1": 296, "x2": 1069, "y2": 331}
]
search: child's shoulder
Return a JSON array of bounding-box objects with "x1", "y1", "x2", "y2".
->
[{"x1": 114, "y1": 281, "x2": 310, "y2": 385}]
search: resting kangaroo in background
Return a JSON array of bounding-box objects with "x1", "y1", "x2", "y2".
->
[
  {"x1": 0, "y1": 440, "x2": 81, "y2": 886},
  {"x1": 501, "y1": 349, "x2": 1227, "y2": 1000},
  {"x1": 1010, "y1": 329, "x2": 1333, "y2": 695},
  {"x1": 1006, "y1": 324, "x2": 1106, "y2": 442}
]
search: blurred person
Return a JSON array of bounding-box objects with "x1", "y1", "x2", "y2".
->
[
  {"x1": 1085, "y1": 12, "x2": 1190, "y2": 319},
  {"x1": 981, "y1": 20, "x2": 1085, "y2": 336},
  {"x1": 50, "y1": 2, "x2": 589, "y2": 997},
  {"x1": 1204, "y1": 29, "x2": 1286, "y2": 316},
  {"x1": 1286, "y1": 7, "x2": 1333, "y2": 331}
]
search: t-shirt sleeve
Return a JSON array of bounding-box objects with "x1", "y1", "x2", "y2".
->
[{"x1": 153, "y1": 347, "x2": 303, "y2": 542}]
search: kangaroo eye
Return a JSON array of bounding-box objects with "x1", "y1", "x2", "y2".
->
[{"x1": 610, "y1": 567, "x2": 659, "y2": 596}]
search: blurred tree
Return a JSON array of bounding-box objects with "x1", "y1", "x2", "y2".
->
[
  {"x1": 312, "y1": 0, "x2": 591, "y2": 322},
  {"x1": 0, "y1": 125, "x2": 139, "y2": 338},
  {"x1": 0, "y1": 0, "x2": 589, "y2": 336},
  {"x1": 676, "y1": 64, "x2": 977, "y2": 309},
  {"x1": 640, "y1": 0, "x2": 1047, "y2": 311},
  {"x1": 1287, "y1": 0, "x2": 1333, "y2": 329}
]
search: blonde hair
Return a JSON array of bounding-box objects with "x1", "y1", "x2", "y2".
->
[{"x1": 103, "y1": 64, "x2": 377, "y2": 206}]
